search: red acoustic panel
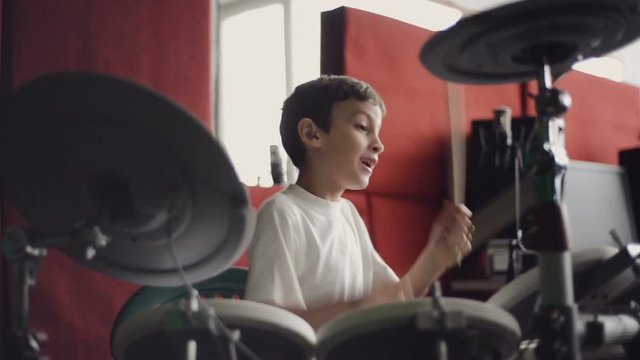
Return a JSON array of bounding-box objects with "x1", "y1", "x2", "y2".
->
[
  {"x1": 29, "y1": 251, "x2": 140, "y2": 360},
  {"x1": 369, "y1": 195, "x2": 441, "y2": 276},
  {"x1": 320, "y1": 7, "x2": 527, "y2": 277},
  {"x1": 7, "y1": 0, "x2": 213, "y2": 127},
  {"x1": 555, "y1": 71, "x2": 640, "y2": 164},
  {"x1": 343, "y1": 190, "x2": 371, "y2": 233},
  {"x1": 323, "y1": 7, "x2": 449, "y2": 200},
  {"x1": 1, "y1": 1, "x2": 215, "y2": 359},
  {"x1": 248, "y1": 186, "x2": 284, "y2": 209},
  {"x1": 234, "y1": 251, "x2": 251, "y2": 268},
  {"x1": 523, "y1": 72, "x2": 640, "y2": 165},
  {"x1": 322, "y1": 7, "x2": 526, "y2": 201}
]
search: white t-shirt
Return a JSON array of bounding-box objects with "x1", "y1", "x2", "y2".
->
[{"x1": 245, "y1": 184, "x2": 398, "y2": 310}]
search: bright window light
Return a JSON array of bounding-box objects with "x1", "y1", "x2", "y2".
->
[
  {"x1": 219, "y1": 4, "x2": 287, "y2": 187},
  {"x1": 318, "y1": 0, "x2": 462, "y2": 31},
  {"x1": 572, "y1": 57, "x2": 624, "y2": 82},
  {"x1": 219, "y1": 1, "x2": 463, "y2": 188}
]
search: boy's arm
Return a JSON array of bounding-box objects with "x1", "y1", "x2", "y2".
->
[
  {"x1": 402, "y1": 201, "x2": 474, "y2": 297},
  {"x1": 259, "y1": 201, "x2": 471, "y2": 329}
]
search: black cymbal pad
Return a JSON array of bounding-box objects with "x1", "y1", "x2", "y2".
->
[{"x1": 421, "y1": 0, "x2": 640, "y2": 84}]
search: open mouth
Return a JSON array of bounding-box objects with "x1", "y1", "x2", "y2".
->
[{"x1": 360, "y1": 158, "x2": 376, "y2": 170}]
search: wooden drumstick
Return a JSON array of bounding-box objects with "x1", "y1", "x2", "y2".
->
[
  {"x1": 446, "y1": 82, "x2": 467, "y2": 265},
  {"x1": 446, "y1": 82, "x2": 466, "y2": 205}
]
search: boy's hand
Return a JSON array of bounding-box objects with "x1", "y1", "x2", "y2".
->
[{"x1": 425, "y1": 201, "x2": 474, "y2": 270}]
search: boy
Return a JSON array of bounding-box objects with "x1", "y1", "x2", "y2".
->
[{"x1": 245, "y1": 75, "x2": 473, "y2": 330}]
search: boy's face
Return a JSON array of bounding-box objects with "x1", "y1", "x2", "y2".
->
[{"x1": 317, "y1": 99, "x2": 384, "y2": 191}]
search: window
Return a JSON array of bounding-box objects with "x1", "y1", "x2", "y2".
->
[
  {"x1": 219, "y1": 2, "x2": 289, "y2": 187},
  {"x1": 217, "y1": 1, "x2": 462, "y2": 187}
]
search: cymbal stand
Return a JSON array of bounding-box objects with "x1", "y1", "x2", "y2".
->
[
  {"x1": 418, "y1": 281, "x2": 467, "y2": 360},
  {"x1": 2, "y1": 228, "x2": 47, "y2": 360},
  {"x1": 522, "y1": 62, "x2": 580, "y2": 360},
  {"x1": 164, "y1": 229, "x2": 262, "y2": 360},
  {"x1": 160, "y1": 288, "x2": 263, "y2": 360},
  {"x1": 431, "y1": 281, "x2": 449, "y2": 360}
]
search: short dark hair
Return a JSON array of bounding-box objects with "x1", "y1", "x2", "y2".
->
[{"x1": 280, "y1": 75, "x2": 386, "y2": 168}]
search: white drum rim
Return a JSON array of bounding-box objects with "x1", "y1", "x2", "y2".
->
[
  {"x1": 315, "y1": 297, "x2": 521, "y2": 359},
  {"x1": 487, "y1": 246, "x2": 619, "y2": 310},
  {"x1": 112, "y1": 298, "x2": 316, "y2": 360}
]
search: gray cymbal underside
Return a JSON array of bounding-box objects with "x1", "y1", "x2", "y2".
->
[{"x1": 0, "y1": 71, "x2": 255, "y2": 286}]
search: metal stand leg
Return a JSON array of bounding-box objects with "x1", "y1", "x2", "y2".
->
[
  {"x1": 535, "y1": 251, "x2": 581, "y2": 360},
  {"x1": 2, "y1": 228, "x2": 47, "y2": 360}
]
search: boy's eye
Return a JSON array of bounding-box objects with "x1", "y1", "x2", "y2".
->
[{"x1": 356, "y1": 124, "x2": 368, "y2": 132}]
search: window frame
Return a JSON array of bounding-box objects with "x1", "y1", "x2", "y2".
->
[{"x1": 215, "y1": 0, "x2": 295, "y2": 186}]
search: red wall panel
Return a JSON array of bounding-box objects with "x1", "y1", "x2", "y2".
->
[
  {"x1": 321, "y1": 6, "x2": 640, "y2": 299},
  {"x1": 0, "y1": 1, "x2": 215, "y2": 359},
  {"x1": 523, "y1": 72, "x2": 640, "y2": 165},
  {"x1": 323, "y1": 8, "x2": 525, "y2": 201},
  {"x1": 338, "y1": 8, "x2": 450, "y2": 201},
  {"x1": 321, "y1": 7, "x2": 524, "y2": 275},
  {"x1": 343, "y1": 190, "x2": 372, "y2": 231},
  {"x1": 369, "y1": 195, "x2": 439, "y2": 276},
  {"x1": 8, "y1": 0, "x2": 212, "y2": 127}
]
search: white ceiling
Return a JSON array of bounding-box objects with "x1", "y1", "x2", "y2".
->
[{"x1": 218, "y1": 0, "x2": 640, "y2": 86}]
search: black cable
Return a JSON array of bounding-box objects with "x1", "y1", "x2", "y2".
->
[
  {"x1": 1, "y1": 189, "x2": 10, "y2": 360},
  {"x1": 1, "y1": 0, "x2": 14, "y2": 97},
  {"x1": 0, "y1": 171, "x2": 9, "y2": 358},
  {"x1": 167, "y1": 201, "x2": 262, "y2": 360},
  {"x1": 0, "y1": 0, "x2": 16, "y2": 354}
]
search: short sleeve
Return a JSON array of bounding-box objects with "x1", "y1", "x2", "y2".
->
[{"x1": 244, "y1": 199, "x2": 307, "y2": 310}]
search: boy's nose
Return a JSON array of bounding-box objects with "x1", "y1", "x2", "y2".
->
[{"x1": 372, "y1": 138, "x2": 384, "y2": 153}]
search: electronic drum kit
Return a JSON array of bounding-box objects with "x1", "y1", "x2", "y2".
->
[{"x1": 2, "y1": 1, "x2": 640, "y2": 359}]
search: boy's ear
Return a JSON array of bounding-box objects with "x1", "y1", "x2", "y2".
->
[{"x1": 298, "y1": 118, "x2": 321, "y2": 147}]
